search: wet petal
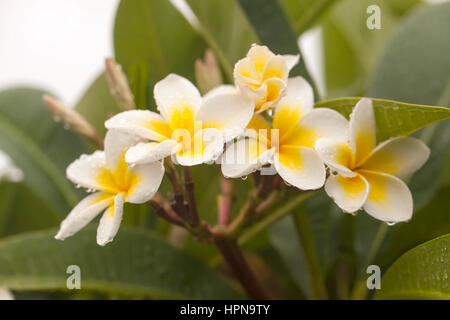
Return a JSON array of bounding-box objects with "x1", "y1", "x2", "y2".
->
[
  {"x1": 154, "y1": 74, "x2": 201, "y2": 122},
  {"x1": 105, "y1": 110, "x2": 171, "y2": 142},
  {"x1": 314, "y1": 138, "x2": 355, "y2": 177},
  {"x1": 126, "y1": 160, "x2": 164, "y2": 204},
  {"x1": 125, "y1": 140, "x2": 179, "y2": 165},
  {"x1": 66, "y1": 151, "x2": 111, "y2": 192},
  {"x1": 55, "y1": 192, "x2": 114, "y2": 240},
  {"x1": 175, "y1": 128, "x2": 224, "y2": 166},
  {"x1": 196, "y1": 92, "x2": 254, "y2": 141},
  {"x1": 360, "y1": 170, "x2": 413, "y2": 223},
  {"x1": 275, "y1": 146, "x2": 325, "y2": 190},
  {"x1": 97, "y1": 193, "x2": 124, "y2": 246},
  {"x1": 104, "y1": 130, "x2": 142, "y2": 172},
  {"x1": 221, "y1": 138, "x2": 273, "y2": 178},
  {"x1": 325, "y1": 173, "x2": 369, "y2": 213}
]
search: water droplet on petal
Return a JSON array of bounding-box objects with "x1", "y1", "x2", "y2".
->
[
  {"x1": 386, "y1": 221, "x2": 397, "y2": 226},
  {"x1": 241, "y1": 175, "x2": 248, "y2": 180}
]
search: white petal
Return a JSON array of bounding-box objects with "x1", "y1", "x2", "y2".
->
[
  {"x1": 325, "y1": 173, "x2": 369, "y2": 213},
  {"x1": 349, "y1": 98, "x2": 376, "y2": 166},
  {"x1": 125, "y1": 140, "x2": 179, "y2": 165},
  {"x1": 283, "y1": 54, "x2": 300, "y2": 72},
  {"x1": 281, "y1": 108, "x2": 349, "y2": 149},
  {"x1": 126, "y1": 161, "x2": 164, "y2": 204},
  {"x1": 262, "y1": 55, "x2": 288, "y2": 81},
  {"x1": 281, "y1": 76, "x2": 314, "y2": 113},
  {"x1": 234, "y1": 57, "x2": 260, "y2": 85},
  {"x1": 104, "y1": 130, "x2": 142, "y2": 172},
  {"x1": 247, "y1": 44, "x2": 274, "y2": 74},
  {"x1": 66, "y1": 151, "x2": 111, "y2": 192},
  {"x1": 275, "y1": 146, "x2": 325, "y2": 190},
  {"x1": 105, "y1": 110, "x2": 171, "y2": 142},
  {"x1": 203, "y1": 85, "x2": 237, "y2": 101},
  {"x1": 221, "y1": 138, "x2": 273, "y2": 178},
  {"x1": 175, "y1": 128, "x2": 224, "y2": 166},
  {"x1": 360, "y1": 170, "x2": 413, "y2": 223},
  {"x1": 154, "y1": 74, "x2": 201, "y2": 121},
  {"x1": 314, "y1": 138, "x2": 355, "y2": 177},
  {"x1": 360, "y1": 137, "x2": 430, "y2": 179},
  {"x1": 97, "y1": 193, "x2": 124, "y2": 246},
  {"x1": 196, "y1": 92, "x2": 254, "y2": 141},
  {"x1": 55, "y1": 192, "x2": 114, "y2": 241}
]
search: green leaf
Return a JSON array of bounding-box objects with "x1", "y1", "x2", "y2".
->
[
  {"x1": 113, "y1": 0, "x2": 206, "y2": 107},
  {"x1": 369, "y1": 2, "x2": 450, "y2": 208},
  {"x1": 0, "y1": 227, "x2": 243, "y2": 299},
  {"x1": 186, "y1": 0, "x2": 258, "y2": 81},
  {"x1": 0, "y1": 88, "x2": 88, "y2": 215},
  {"x1": 375, "y1": 234, "x2": 450, "y2": 299},
  {"x1": 279, "y1": 0, "x2": 335, "y2": 35},
  {"x1": 370, "y1": 2, "x2": 450, "y2": 106},
  {"x1": 0, "y1": 182, "x2": 60, "y2": 238},
  {"x1": 315, "y1": 97, "x2": 450, "y2": 142},
  {"x1": 237, "y1": 0, "x2": 315, "y2": 87},
  {"x1": 75, "y1": 73, "x2": 119, "y2": 137}
]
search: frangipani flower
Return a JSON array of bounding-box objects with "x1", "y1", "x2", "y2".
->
[
  {"x1": 55, "y1": 130, "x2": 164, "y2": 245},
  {"x1": 106, "y1": 74, "x2": 254, "y2": 166},
  {"x1": 234, "y1": 44, "x2": 299, "y2": 113},
  {"x1": 315, "y1": 98, "x2": 430, "y2": 223},
  {"x1": 221, "y1": 77, "x2": 348, "y2": 190}
]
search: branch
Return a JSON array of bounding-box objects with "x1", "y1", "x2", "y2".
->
[
  {"x1": 217, "y1": 175, "x2": 234, "y2": 225},
  {"x1": 182, "y1": 166, "x2": 199, "y2": 227}
]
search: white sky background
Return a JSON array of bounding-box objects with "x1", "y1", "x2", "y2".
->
[
  {"x1": 0, "y1": 0, "x2": 446, "y2": 107},
  {"x1": 0, "y1": 0, "x2": 119, "y2": 106}
]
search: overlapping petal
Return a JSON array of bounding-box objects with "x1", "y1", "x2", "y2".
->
[
  {"x1": 275, "y1": 145, "x2": 325, "y2": 190},
  {"x1": 154, "y1": 74, "x2": 202, "y2": 122},
  {"x1": 126, "y1": 160, "x2": 164, "y2": 204},
  {"x1": 315, "y1": 138, "x2": 355, "y2": 177},
  {"x1": 349, "y1": 98, "x2": 376, "y2": 166},
  {"x1": 105, "y1": 110, "x2": 171, "y2": 142},
  {"x1": 324, "y1": 173, "x2": 369, "y2": 213},
  {"x1": 125, "y1": 140, "x2": 179, "y2": 165},
  {"x1": 360, "y1": 170, "x2": 413, "y2": 222},
  {"x1": 196, "y1": 91, "x2": 254, "y2": 141},
  {"x1": 221, "y1": 138, "x2": 273, "y2": 178},
  {"x1": 175, "y1": 128, "x2": 224, "y2": 166},
  {"x1": 55, "y1": 192, "x2": 115, "y2": 241},
  {"x1": 97, "y1": 193, "x2": 124, "y2": 246},
  {"x1": 360, "y1": 137, "x2": 430, "y2": 179}
]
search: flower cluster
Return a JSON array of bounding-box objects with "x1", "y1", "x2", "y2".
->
[{"x1": 56, "y1": 45, "x2": 429, "y2": 245}]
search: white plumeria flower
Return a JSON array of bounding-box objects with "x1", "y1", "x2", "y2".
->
[
  {"x1": 221, "y1": 77, "x2": 348, "y2": 190},
  {"x1": 234, "y1": 44, "x2": 299, "y2": 113},
  {"x1": 55, "y1": 130, "x2": 164, "y2": 246},
  {"x1": 315, "y1": 98, "x2": 430, "y2": 223},
  {"x1": 105, "y1": 74, "x2": 254, "y2": 166},
  {"x1": 0, "y1": 149, "x2": 23, "y2": 183}
]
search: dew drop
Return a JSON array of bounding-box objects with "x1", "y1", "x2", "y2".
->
[
  {"x1": 241, "y1": 175, "x2": 248, "y2": 180},
  {"x1": 386, "y1": 221, "x2": 397, "y2": 226}
]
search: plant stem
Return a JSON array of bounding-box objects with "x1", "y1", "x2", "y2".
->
[
  {"x1": 218, "y1": 175, "x2": 234, "y2": 225},
  {"x1": 351, "y1": 222, "x2": 389, "y2": 300},
  {"x1": 214, "y1": 235, "x2": 270, "y2": 299},
  {"x1": 239, "y1": 191, "x2": 317, "y2": 245},
  {"x1": 164, "y1": 158, "x2": 187, "y2": 220},
  {"x1": 293, "y1": 211, "x2": 328, "y2": 299},
  {"x1": 182, "y1": 166, "x2": 199, "y2": 227}
]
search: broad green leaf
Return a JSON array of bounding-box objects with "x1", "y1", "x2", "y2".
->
[
  {"x1": 186, "y1": 0, "x2": 258, "y2": 81},
  {"x1": 321, "y1": 0, "x2": 398, "y2": 98},
  {"x1": 0, "y1": 88, "x2": 88, "y2": 215},
  {"x1": 0, "y1": 182, "x2": 60, "y2": 238},
  {"x1": 370, "y1": 2, "x2": 450, "y2": 106},
  {"x1": 315, "y1": 97, "x2": 450, "y2": 142},
  {"x1": 375, "y1": 234, "x2": 450, "y2": 299},
  {"x1": 237, "y1": 0, "x2": 315, "y2": 87},
  {"x1": 114, "y1": 0, "x2": 206, "y2": 107},
  {"x1": 75, "y1": 73, "x2": 119, "y2": 137},
  {"x1": 0, "y1": 227, "x2": 242, "y2": 299},
  {"x1": 369, "y1": 2, "x2": 450, "y2": 208},
  {"x1": 279, "y1": 0, "x2": 335, "y2": 35}
]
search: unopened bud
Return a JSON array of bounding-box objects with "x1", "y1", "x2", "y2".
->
[
  {"x1": 42, "y1": 94, "x2": 104, "y2": 148},
  {"x1": 105, "y1": 57, "x2": 135, "y2": 111},
  {"x1": 195, "y1": 49, "x2": 222, "y2": 94}
]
